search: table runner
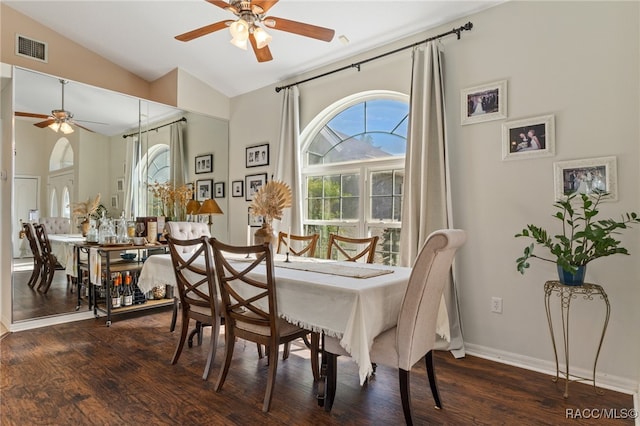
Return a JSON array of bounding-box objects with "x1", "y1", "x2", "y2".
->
[{"x1": 274, "y1": 260, "x2": 394, "y2": 279}]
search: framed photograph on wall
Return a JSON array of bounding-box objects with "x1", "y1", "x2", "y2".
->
[
  {"x1": 502, "y1": 114, "x2": 555, "y2": 161},
  {"x1": 245, "y1": 173, "x2": 267, "y2": 201},
  {"x1": 111, "y1": 194, "x2": 118, "y2": 209},
  {"x1": 185, "y1": 182, "x2": 194, "y2": 200},
  {"x1": 248, "y1": 207, "x2": 264, "y2": 227},
  {"x1": 246, "y1": 143, "x2": 269, "y2": 168},
  {"x1": 196, "y1": 179, "x2": 213, "y2": 201},
  {"x1": 553, "y1": 156, "x2": 617, "y2": 201},
  {"x1": 461, "y1": 79, "x2": 507, "y2": 125},
  {"x1": 214, "y1": 181, "x2": 225, "y2": 198},
  {"x1": 232, "y1": 180, "x2": 244, "y2": 198},
  {"x1": 195, "y1": 154, "x2": 213, "y2": 174},
  {"x1": 116, "y1": 177, "x2": 125, "y2": 192}
]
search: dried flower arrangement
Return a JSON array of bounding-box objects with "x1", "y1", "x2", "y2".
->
[
  {"x1": 149, "y1": 182, "x2": 193, "y2": 220},
  {"x1": 70, "y1": 193, "x2": 101, "y2": 221},
  {"x1": 249, "y1": 180, "x2": 292, "y2": 226}
]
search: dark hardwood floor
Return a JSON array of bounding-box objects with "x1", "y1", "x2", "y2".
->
[{"x1": 1, "y1": 309, "x2": 634, "y2": 425}]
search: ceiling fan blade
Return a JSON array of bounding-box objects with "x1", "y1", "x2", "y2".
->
[
  {"x1": 175, "y1": 20, "x2": 232, "y2": 42},
  {"x1": 34, "y1": 119, "x2": 55, "y2": 128},
  {"x1": 264, "y1": 16, "x2": 335, "y2": 42},
  {"x1": 15, "y1": 111, "x2": 50, "y2": 120},
  {"x1": 206, "y1": 0, "x2": 235, "y2": 11},
  {"x1": 71, "y1": 121, "x2": 95, "y2": 133},
  {"x1": 249, "y1": 33, "x2": 273, "y2": 63},
  {"x1": 252, "y1": 0, "x2": 279, "y2": 14}
]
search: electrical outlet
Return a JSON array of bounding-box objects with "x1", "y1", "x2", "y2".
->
[{"x1": 491, "y1": 297, "x2": 503, "y2": 314}]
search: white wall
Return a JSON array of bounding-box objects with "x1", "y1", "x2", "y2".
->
[{"x1": 228, "y1": 1, "x2": 639, "y2": 390}]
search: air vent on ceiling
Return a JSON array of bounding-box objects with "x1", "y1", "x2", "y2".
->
[{"x1": 15, "y1": 34, "x2": 48, "y2": 63}]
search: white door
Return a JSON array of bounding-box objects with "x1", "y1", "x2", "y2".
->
[{"x1": 13, "y1": 176, "x2": 40, "y2": 258}]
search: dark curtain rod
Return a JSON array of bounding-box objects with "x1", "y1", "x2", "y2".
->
[
  {"x1": 122, "y1": 116, "x2": 187, "y2": 139},
  {"x1": 275, "y1": 21, "x2": 473, "y2": 93}
]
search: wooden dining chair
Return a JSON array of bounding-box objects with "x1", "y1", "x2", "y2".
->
[
  {"x1": 33, "y1": 224, "x2": 59, "y2": 293},
  {"x1": 276, "y1": 232, "x2": 319, "y2": 257},
  {"x1": 319, "y1": 229, "x2": 467, "y2": 425},
  {"x1": 166, "y1": 235, "x2": 219, "y2": 381},
  {"x1": 326, "y1": 233, "x2": 379, "y2": 263},
  {"x1": 165, "y1": 221, "x2": 211, "y2": 333},
  {"x1": 22, "y1": 222, "x2": 43, "y2": 289},
  {"x1": 210, "y1": 238, "x2": 319, "y2": 412}
]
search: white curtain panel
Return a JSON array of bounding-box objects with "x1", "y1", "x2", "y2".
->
[
  {"x1": 274, "y1": 86, "x2": 303, "y2": 235},
  {"x1": 123, "y1": 135, "x2": 137, "y2": 219},
  {"x1": 169, "y1": 121, "x2": 186, "y2": 187},
  {"x1": 399, "y1": 43, "x2": 465, "y2": 357}
]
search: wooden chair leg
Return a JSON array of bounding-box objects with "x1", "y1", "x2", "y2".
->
[
  {"x1": 170, "y1": 297, "x2": 179, "y2": 332},
  {"x1": 215, "y1": 329, "x2": 236, "y2": 392},
  {"x1": 202, "y1": 315, "x2": 220, "y2": 381},
  {"x1": 310, "y1": 332, "x2": 320, "y2": 381},
  {"x1": 283, "y1": 342, "x2": 290, "y2": 360},
  {"x1": 256, "y1": 343, "x2": 264, "y2": 359},
  {"x1": 399, "y1": 368, "x2": 413, "y2": 426},
  {"x1": 425, "y1": 350, "x2": 442, "y2": 409},
  {"x1": 171, "y1": 314, "x2": 189, "y2": 365},
  {"x1": 262, "y1": 341, "x2": 279, "y2": 412},
  {"x1": 188, "y1": 322, "x2": 202, "y2": 348}
]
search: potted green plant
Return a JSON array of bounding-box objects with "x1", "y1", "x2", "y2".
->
[{"x1": 515, "y1": 191, "x2": 640, "y2": 285}]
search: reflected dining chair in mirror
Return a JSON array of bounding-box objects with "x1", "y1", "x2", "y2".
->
[
  {"x1": 326, "y1": 234, "x2": 379, "y2": 263},
  {"x1": 276, "y1": 232, "x2": 319, "y2": 257},
  {"x1": 165, "y1": 221, "x2": 211, "y2": 333},
  {"x1": 166, "y1": 235, "x2": 219, "y2": 381},
  {"x1": 33, "y1": 224, "x2": 60, "y2": 293},
  {"x1": 22, "y1": 222, "x2": 43, "y2": 289},
  {"x1": 210, "y1": 239, "x2": 319, "y2": 412},
  {"x1": 319, "y1": 229, "x2": 467, "y2": 425}
]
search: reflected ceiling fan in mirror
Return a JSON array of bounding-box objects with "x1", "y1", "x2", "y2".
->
[
  {"x1": 175, "y1": 0, "x2": 335, "y2": 63},
  {"x1": 15, "y1": 79, "x2": 101, "y2": 134}
]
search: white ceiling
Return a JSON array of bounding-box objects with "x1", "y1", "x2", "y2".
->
[{"x1": 6, "y1": 0, "x2": 501, "y2": 135}]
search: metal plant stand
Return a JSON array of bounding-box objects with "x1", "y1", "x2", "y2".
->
[{"x1": 544, "y1": 281, "x2": 610, "y2": 398}]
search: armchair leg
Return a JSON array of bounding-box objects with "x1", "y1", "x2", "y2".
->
[
  {"x1": 399, "y1": 369, "x2": 413, "y2": 426},
  {"x1": 425, "y1": 350, "x2": 442, "y2": 409}
]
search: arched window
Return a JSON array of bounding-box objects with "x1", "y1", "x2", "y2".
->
[
  {"x1": 132, "y1": 143, "x2": 170, "y2": 216},
  {"x1": 302, "y1": 91, "x2": 408, "y2": 265},
  {"x1": 49, "y1": 137, "x2": 74, "y2": 171},
  {"x1": 61, "y1": 187, "x2": 70, "y2": 218},
  {"x1": 49, "y1": 188, "x2": 58, "y2": 217}
]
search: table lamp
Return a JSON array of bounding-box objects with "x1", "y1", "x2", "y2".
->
[
  {"x1": 186, "y1": 199, "x2": 201, "y2": 222},
  {"x1": 198, "y1": 198, "x2": 223, "y2": 232}
]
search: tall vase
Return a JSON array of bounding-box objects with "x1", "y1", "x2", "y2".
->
[
  {"x1": 254, "y1": 222, "x2": 276, "y2": 246},
  {"x1": 557, "y1": 264, "x2": 586, "y2": 286}
]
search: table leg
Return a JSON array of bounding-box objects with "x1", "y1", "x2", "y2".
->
[
  {"x1": 544, "y1": 286, "x2": 560, "y2": 385},
  {"x1": 591, "y1": 291, "x2": 610, "y2": 395}
]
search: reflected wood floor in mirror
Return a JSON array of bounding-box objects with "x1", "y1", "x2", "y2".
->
[
  {"x1": 1, "y1": 310, "x2": 634, "y2": 425},
  {"x1": 12, "y1": 259, "x2": 80, "y2": 321}
]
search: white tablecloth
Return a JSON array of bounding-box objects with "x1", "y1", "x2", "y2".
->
[
  {"x1": 48, "y1": 234, "x2": 86, "y2": 277},
  {"x1": 137, "y1": 253, "x2": 411, "y2": 384}
]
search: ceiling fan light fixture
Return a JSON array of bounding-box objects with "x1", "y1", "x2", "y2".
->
[
  {"x1": 229, "y1": 19, "x2": 249, "y2": 41},
  {"x1": 230, "y1": 37, "x2": 248, "y2": 50},
  {"x1": 59, "y1": 121, "x2": 74, "y2": 134},
  {"x1": 48, "y1": 121, "x2": 61, "y2": 132},
  {"x1": 253, "y1": 27, "x2": 272, "y2": 49}
]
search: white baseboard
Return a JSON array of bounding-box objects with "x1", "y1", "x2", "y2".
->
[
  {"x1": 464, "y1": 342, "x2": 638, "y2": 396},
  {"x1": 8, "y1": 311, "x2": 95, "y2": 332}
]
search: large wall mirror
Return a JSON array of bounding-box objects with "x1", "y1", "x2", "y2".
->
[{"x1": 9, "y1": 66, "x2": 229, "y2": 325}]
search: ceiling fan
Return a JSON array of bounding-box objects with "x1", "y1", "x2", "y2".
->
[
  {"x1": 15, "y1": 79, "x2": 97, "y2": 133},
  {"x1": 175, "y1": 0, "x2": 335, "y2": 63}
]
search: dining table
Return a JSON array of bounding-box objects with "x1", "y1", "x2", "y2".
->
[
  {"x1": 137, "y1": 252, "x2": 412, "y2": 384},
  {"x1": 48, "y1": 233, "x2": 87, "y2": 277}
]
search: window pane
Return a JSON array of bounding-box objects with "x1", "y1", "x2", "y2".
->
[
  {"x1": 342, "y1": 197, "x2": 359, "y2": 219},
  {"x1": 372, "y1": 171, "x2": 393, "y2": 196},
  {"x1": 342, "y1": 174, "x2": 359, "y2": 197},
  {"x1": 370, "y1": 227, "x2": 401, "y2": 266},
  {"x1": 372, "y1": 196, "x2": 393, "y2": 220},
  {"x1": 308, "y1": 198, "x2": 322, "y2": 220},
  {"x1": 323, "y1": 176, "x2": 341, "y2": 197},
  {"x1": 307, "y1": 176, "x2": 323, "y2": 198}
]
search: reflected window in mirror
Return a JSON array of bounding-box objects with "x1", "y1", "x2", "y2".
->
[{"x1": 133, "y1": 143, "x2": 170, "y2": 217}]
